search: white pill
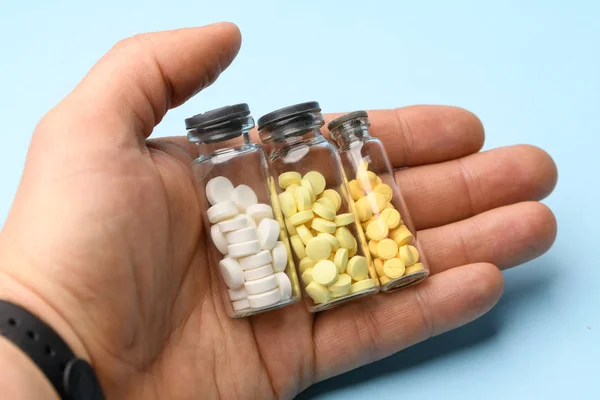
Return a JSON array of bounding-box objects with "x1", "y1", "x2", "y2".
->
[
  {"x1": 239, "y1": 250, "x2": 272, "y2": 270},
  {"x1": 233, "y1": 185, "x2": 258, "y2": 212},
  {"x1": 247, "y1": 203, "x2": 274, "y2": 223},
  {"x1": 271, "y1": 241, "x2": 288, "y2": 272},
  {"x1": 228, "y1": 240, "x2": 261, "y2": 258},
  {"x1": 244, "y1": 274, "x2": 278, "y2": 295},
  {"x1": 207, "y1": 201, "x2": 238, "y2": 224},
  {"x1": 244, "y1": 214, "x2": 257, "y2": 227},
  {"x1": 257, "y1": 218, "x2": 281, "y2": 250},
  {"x1": 210, "y1": 224, "x2": 228, "y2": 255},
  {"x1": 228, "y1": 286, "x2": 248, "y2": 301},
  {"x1": 274, "y1": 272, "x2": 292, "y2": 301},
  {"x1": 225, "y1": 227, "x2": 258, "y2": 245},
  {"x1": 244, "y1": 264, "x2": 274, "y2": 281},
  {"x1": 248, "y1": 288, "x2": 282, "y2": 309},
  {"x1": 218, "y1": 214, "x2": 248, "y2": 233},
  {"x1": 206, "y1": 176, "x2": 235, "y2": 206},
  {"x1": 219, "y1": 258, "x2": 245, "y2": 289},
  {"x1": 232, "y1": 299, "x2": 250, "y2": 311}
]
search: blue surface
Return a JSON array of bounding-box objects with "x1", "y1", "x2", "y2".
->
[{"x1": 0, "y1": 1, "x2": 598, "y2": 398}]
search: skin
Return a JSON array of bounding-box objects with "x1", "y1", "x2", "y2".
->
[{"x1": 0, "y1": 23, "x2": 557, "y2": 399}]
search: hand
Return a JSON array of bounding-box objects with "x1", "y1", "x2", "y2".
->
[{"x1": 0, "y1": 23, "x2": 557, "y2": 399}]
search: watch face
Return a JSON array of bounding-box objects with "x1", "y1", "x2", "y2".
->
[{"x1": 63, "y1": 359, "x2": 105, "y2": 400}]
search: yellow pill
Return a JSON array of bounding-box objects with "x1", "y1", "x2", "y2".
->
[
  {"x1": 278, "y1": 171, "x2": 302, "y2": 189},
  {"x1": 399, "y1": 245, "x2": 419, "y2": 266},
  {"x1": 374, "y1": 183, "x2": 393, "y2": 202},
  {"x1": 335, "y1": 213, "x2": 355, "y2": 227},
  {"x1": 380, "y1": 208, "x2": 401, "y2": 230},
  {"x1": 301, "y1": 268, "x2": 314, "y2": 285},
  {"x1": 312, "y1": 260, "x2": 339, "y2": 285},
  {"x1": 318, "y1": 233, "x2": 340, "y2": 251},
  {"x1": 306, "y1": 281, "x2": 331, "y2": 304},
  {"x1": 368, "y1": 240, "x2": 379, "y2": 257},
  {"x1": 288, "y1": 210, "x2": 314, "y2": 226},
  {"x1": 329, "y1": 273, "x2": 352, "y2": 295},
  {"x1": 348, "y1": 241, "x2": 358, "y2": 257},
  {"x1": 376, "y1": 175, "x2": 383, "y2": 186},
  {"x1": 306, "y1": 237, "x2": 332, "y2": 261},
  {"x1": 285, "y1": 218, "x2": 297, "y2": 235},
  {"x1": 290, "y1": 235, "x2": 306, "y2": 258},
  {"x1": 319, "y1": 189, "x2": 342, "y2": 211},
  {"x1": 379, "y1": 275, "x2": 392, "y2": 285},
  {"x1": 385, "y1": 202, "x2": 394, "y2": 209},
  {"x1": 301, "y1": 178, "x2": 316, "y2": 203},
  {"x1": 348, "y1": 179, "x2": 364, "y2": 201},
  {"x1": 278, "y1": 191, "x2": 297, "y2": 218},
  {"x1": 304, "y1": 171, "x2": 326, "y2": 195},
  {"x1": 299, "y1": 257, "x2": 316, "y2": 273},
  {"x1": 346, "y1": 255, "x2": 369, "y2": 281},
  {"x1": 285, "y1": 183, "x2": 300, "y2": 194},
  {"x1": 355, "y1": 197, "x2": 374, "y2": 222},
  {"x1": 362, "y1": 215, "x2": 378, "y2": 230},
  {"x1": 350, "y1": 278, "x2": 375, "y2": 294},
  {"x1": 404, "y1": 262, "x2": 426, "y2": 275},
  {"x1": 296, "y1": 224, "x2": 314, "y2": 246},
  {"x1": 313, "y1": 202, "x2": 336, "y2": 221},
  {"x1": 377, "y1": 238, "x2": 399, "y2": 260},
  {"x1": 312, "y1": 218, "x2": 337, "y2": 234},
  {"x1": 390, "y1": 225, "x2": 414, "y2": 246},
  {"x1": 357, "y1": 170, "x2": 378, "y2": 191},
  {"x1": 366, "y1": 218, "x2": 389, "y2": 241},
  {"x1": 335, "y1": 227, "x2": 355, "y2": 249},
  {"x1": 367, "y1": 192, "x2": 388, "y2": 212},
  {"x1": 294, "y1": 186, "x2": 313, "y2": 211},
  {"x1": 383, "y1": 258, "x2": 406, "y2": 278},
  {"x1": 316, "y1": 196, "x2": 336, "y2": 212},
  {"x1": 374, "y1": 257, "x2": 385, "y2": 276},
  {"x1": 334, "y1": 248, "x2": 349, "y2": 273}
]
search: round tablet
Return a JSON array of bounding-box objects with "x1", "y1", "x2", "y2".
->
[
  {"x1": 301, "y1": 268, "x2": 314, "y2": 285},
  {"x1": 399, "y1": 245, "x2": 419, "y2": 266},
  {"x1": 304, "y1": 171, "x2": 326, "y2": 195},
  {"x1": 348, "y1": 240, "x2": 358, "y2": 257},
  {"x1": 274, "y1": 272, "x2": 292, "y2": 300},
  {"x1": 210, "y1": 224, "x2": 229, "y2": 255},
  {"x1": 271, "y1": 241, "x2": 288, "y2": 272},
  {"x1": 278, "y1": 191, "x2": 297, "y2": 218},
  {"x1": 312, "y1": 260, "x2": 338, "y2": 285},
  {"x1": 316, "y1": 197, "x2": 336, "y2": 212},
  {"x1": 333, "y1": 248, "x2": 349, "y2": 273},
  {"x1": 334, "y1": 213, "x2": 354, "y2": 227},
  {"x1": 380, "y1": 208, "x2": 401, "y2": 230},
  {"x1": 218, "y1": 214, "x2": 248, "y2": 233},
  {"x1": 219, "y1": 258, "x2": 245, "y2": 289},
  {"x1": 366, "y1": 218, "x2": 389, "y2": 241},
  {"x1": 317, "y1": 233, "x2": 340, "y2": 251},
  {"x1": 405, "y1": 262, "x2": 426, "y2": 275},
  {"x1": 244, "y1": 274, "x2": 278, "y2": 294},
  {"x1": 378, "y1": 238, "x2": 399, "y2": 260},
  {"x1": 285, "y1": 183, "x2": 300, "y2": 193},
  {"x1": 284, "y1": 218, "x2": 297, "y2": 235},
  {"x1": 301, "y1": 178, "x2": 316, "y2": 203},
  {"x1": 355, "y1": 197, "x2": 374, "y2": 222},
  {"x1": 244, "y1": 264, "x2": 274, "y2": 281},
  {"x1": 329, "y1": 273, "x2": 351, "y2": 295},
  {"x1": 312, "y1": 202, "x2": 336, "y2": 221},
  {"x1": 299, "y1": 257, "x2": 316, "y2": 273},
  {"x1": 290, "y1": 235, "x2": 306, "y2": 259},
  {"x1": 374, "y1": 257, "x2": 385, "y2": 277},
  {"x1": 244, "y1": 213, "x2": 257, "y2": 227},
  {"x1": 278, "y1": 171, "x2": 302, "y2": 189},
  {"x1": 335, "y1": 227, "x2": 355, "y2": 249},
  {"x1": 346, "y1": 256, "x2": 369, "y2": 281},
  {"x1": 232, "y1": 299, "x2": 250, "y2": 311},
  {"x1": 390, "y1": 225, "x2": 413, "y2": 247},
  {"x1": 257, "y1": 218, "x2": 280, "y2": 250},
  {"x1": 350, "y1": 278, "x2": 375, "y2": 294},
  {"x1": 305, "y1": 282, "x2": 331, "y2": 304},
  {"x1": 383, "y1": 258, "x2": 405, "y2": 278},
  {"x1": 374, "y1": 183, "x2": 393, "y2": 202},
  {"x1": 319, "y1": 189, "x2": 341, "y2": 211},
  {"x1": 228, "y1": 240, "x2": 261, "y2": 258},
  {"x1": 207, "y1": 201, "x2": 238, "y2": 224},
  {"x1": 357, "y1": 171, "x2": 378, "y2": 191},
  {"x1": 247, "y1": 203, "x2": 274, "y2": 223},
  {"x1": 228, "y1": 286, "x2": 248, "y2": 301},
  {"x1": 294, "y1": 186, "x2": 313, "y2": 212},
  {"x1": 368, "y1": 240, "x2": 379, "y2": 257},
  {"x1": 225, "y1": 226, "x2": 258, "y2": 245},
  {"x1": 348, "y1": 179, "x2": 364, "y2": 201},
  {"x1": 311, "y1": 218, "x2": 337, "y2": 234},
  {"x1": 206, "y1": 176, "x2": 234, "y2": 206},
  {"x1": 288, "y1": 210, "x2": 314, "y2": 226},
  {"x1": 239, "y1": 250, "x2": 272, "y2": 270},
  {"x1": 232, "y1": 185, "x2": 258, "y2": 212},
  {"x1": 305, "y1": 237, "x2": 332, "y2": 261},
  {"x1": 367, "y1": 192, "x2": 388, "y2": 212},
  {"x1": 296, "y1": 224, "x2": 314, "y2": 246},
  {"x1": 248, "y1": 288, "x2": 282, "y2": 309}
]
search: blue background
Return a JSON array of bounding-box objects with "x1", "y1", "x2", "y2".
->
[{"x1": 0, "y1": 1, "x2": 598, "y2": 398}]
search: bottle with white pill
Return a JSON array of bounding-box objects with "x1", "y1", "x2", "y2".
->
[
  {"x1": 257, "y1": 102, "x2": 379, "y2": 312},
  {"x1": 328, "y1": 111, "x2": 430, "y2": 291},
  {"x1": 186, "y1": 104, "x2": 301, "y2": 317}
]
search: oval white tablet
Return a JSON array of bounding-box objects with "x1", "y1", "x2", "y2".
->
[
  {"x1": 210, "y1": 224, "x2": 228, "y2": 255},
  {"x1": 206, "y1": 176, "x2": 235, "y2": 206},
  {"x1": 271, "y1": 241, "x2": 288, "y2": 272},
  {"x1": 218, "y1": 214, "x2": 248, "y2": 233},
  {"x1": 225, "y1": 227, "x2": 258, "y2": 245},
  {"x1": 244, "y1": 264, "x2": 274, "y2": 281},
  {"x1": 248, "y1": 288, "x2": 282, "y2": 309},
  {"x1": 239, "y1": 250, "x2": 272, "y2": 270},
  {"x1": 228, "y1": 240, "x2": 261, "y2": 258},
  {"x1": 228, "y1": 286, "x2": 248, "y2": 301},
  {"x1": 219, "y1": 258, "x2": 245, "y2": 289},
  {"x1": 257, "y1": 218, "x2": 280, "y2": 250},
  {"x1": 232, "y1": 299, "x2": 250, "y2": 311},
  {"x1": 247, "y1": 203, "x2": 274, "y2": 223},
  {"x1": 274, "y1": 272, "x2": 292, "y2": 300},
  {"x1": 244, "y1": 274, "x2": 278, "y2": 295},
  {"x1": 233, "y1": 185, "x2": 258, "y2": 212},
  {"x1": 207, "y1": 201, "x2": 238, "y2": 224}
]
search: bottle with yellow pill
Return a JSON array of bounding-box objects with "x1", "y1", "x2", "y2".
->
[
  {"x1": 257, "y1": 102, "x2": 380, "y2": 312},
  {"x1": 328, "y1": 111, "x2": 430, "y2": 291},
  {"x1": 186, "y1": 104, "x2": 301, "y2": 318}
]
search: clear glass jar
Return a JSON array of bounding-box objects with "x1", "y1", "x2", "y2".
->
[
  {"x1": 257, "y1": 102, "x2": 379, "y2": 312},
  {"x1": 186, "y1": 104, "x2": 301, "y2": 318},
  {"x1": 328, "y1": 111, "x2": 430, "y2": 291}
]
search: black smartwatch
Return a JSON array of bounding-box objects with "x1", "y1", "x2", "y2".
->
[{"x1": 0, "y1": 300, "x2": 105, "y2": 399}]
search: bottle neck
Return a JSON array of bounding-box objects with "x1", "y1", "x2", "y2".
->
[
  {"x1": 330, "y1": 117, "x2": 372, "y2": 149},
  {"x1": 259, "y1": 111, "x2": 326, "y2": 148},
  {"x1": 188, "y1": 115, "x2": 255, "y2": 160}
]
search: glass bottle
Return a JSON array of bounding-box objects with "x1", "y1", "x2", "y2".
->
[
  {"x1": 186, "y1": 104, "x2": 301, "y2": 318},
  {"x1": 257, "y1": 102, "x2": 379, "y2": 312},
  {"x1": 328, "y1": 111, "x2": 430, "y2": 291}
]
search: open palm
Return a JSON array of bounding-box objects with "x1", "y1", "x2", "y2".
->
[{"x1": 0, "y1": 23, "x2": 557, "y2": 399}]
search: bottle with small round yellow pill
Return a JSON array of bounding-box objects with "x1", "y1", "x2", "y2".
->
[
  {"x1": 257, "y1": 102, "x2": 380, "y2": 312},
  {"x1": 328, "y1": 111, "x2": 430, "y2": 291},
  {"x1": 186, "y1": 104, "x2": 301, "y2": 318}
]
